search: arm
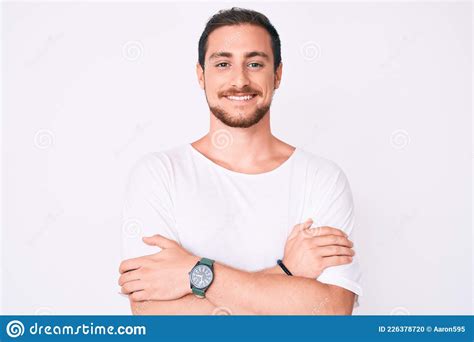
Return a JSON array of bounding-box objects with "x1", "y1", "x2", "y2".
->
[
  {"x1": 128, "y1": 295, "x2": 217, "y2": 315},
  {"x1": 120, "y1": 222, "x2": 356, "y2": 315},
  {"x1": 127, "y1": 266, "x2": 285, "y2": 315},
  {"x1": 205, "y1": 263, "x2": 354, "y2": 315},
  {"x1": 126, "y1": 264, "x2": 353, "y2": 315},
  {"x1": 199, "y1": 222, "x2": 356, "y2": 315}
]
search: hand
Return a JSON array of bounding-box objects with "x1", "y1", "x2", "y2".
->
[
  {"x1": 282, "y1": 218, "x2": 355, "y2": 279},
  {"x1": 118, "y1": 235, "x2": 199, "y2": 301}
]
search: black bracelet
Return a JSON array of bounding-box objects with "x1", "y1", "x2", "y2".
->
[{"x1": 277, "y1": 259, "x2": 293, "y2": 276}]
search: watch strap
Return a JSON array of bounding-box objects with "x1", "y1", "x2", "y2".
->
[
  {"x1": 192, "y1": 287, "x2": 206, "y2": 298},
  {"x1": 200, "y1": 257, "x2": 214, "y2": 267}
]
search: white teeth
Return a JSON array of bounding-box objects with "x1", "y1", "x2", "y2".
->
[{"x1": 226, "y1": 95, "x2": 254, "y2": 101}]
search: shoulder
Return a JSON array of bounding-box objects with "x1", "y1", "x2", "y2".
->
[
  {"x1": 127, "y1": 144, "x2": 190, "y2": 187},
  {"x1": 131, "y1": 144, "x2": 189, "y2": 173},
  {"x1": 295, "y1": 147, "x2": 349, "y2": 182}
]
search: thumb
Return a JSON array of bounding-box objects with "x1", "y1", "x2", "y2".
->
[
  {"x1": 142, "y1": 234, "x2": 178, "y2": 249},
  {"x1": 288, "y1": 218, "x2": 313, "y2": 239}
]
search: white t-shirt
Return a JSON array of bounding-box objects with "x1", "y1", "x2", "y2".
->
[{"x1": 121, "y1": 143, "x2": 363, "y2": 308}]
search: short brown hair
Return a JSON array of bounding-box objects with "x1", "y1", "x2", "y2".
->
[{"x1": 198, "y1": 7, "x2": 282, "y2": 72}]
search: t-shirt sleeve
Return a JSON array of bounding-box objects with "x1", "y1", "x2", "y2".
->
[
  {"x1": 308, "y1": 163, "x2": 363, "y2": 308},
  {"x1": 120, "y1": 153, "x2": 179, "y2": 261}
]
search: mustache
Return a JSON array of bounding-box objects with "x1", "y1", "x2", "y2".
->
[{"x1": 219, "y1": 87, "x2": 261, "y2": 97}]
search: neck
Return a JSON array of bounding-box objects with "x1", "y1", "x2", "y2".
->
[{"x1": 191, "y1": 111, "x2": 295, "y2": 173}]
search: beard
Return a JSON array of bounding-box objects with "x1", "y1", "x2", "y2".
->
[{"x1": 208, "y1": 103, "x2": 270, "y2": 128}]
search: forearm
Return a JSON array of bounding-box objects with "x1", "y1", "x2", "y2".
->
[
  {"x1": 127, "y1": 267, "x2": 280, "y2": 315},
  {"x1": 206, "y1": 263, "x2": 346, "y2": 315},
  {"x1": 129, "y1": 294, "x2": 217, "y2": 315}
]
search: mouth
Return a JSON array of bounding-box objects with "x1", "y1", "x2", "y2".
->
[{"x1": 223, "y1": 94, "x2": 257, "y2": 102}]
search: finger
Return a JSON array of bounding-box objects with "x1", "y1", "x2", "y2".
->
[
  {"x1": 118, "y1": 269, "x2": 141, "y2": 286},
  {"x1": 121, "y1": 280, "x2": 146, "y2": 295},
  {"x1": 313, "y1": 235, "x2": 353, "y2": 248},
  {"x1": 317, "y1": 245, "x2": 355, "y2": 257},
  {"x1": 119, "y1": 257, "x2": 145, "y2": 274},
  {"x1": 288, "y1": 218, "x2": 313, "y2": 239},
  {"x1": 142, "y1": 234, "x2": 178, "y2": 249},
  {"x1": 310, "y1": 226, "x2": 348, "y2": 237},
  {"x1": 130, "y1": 290, "x2": 147, "y2": 302},
  {"x1": 321, "y1": 255, "x2": 353, "y2": 268}
]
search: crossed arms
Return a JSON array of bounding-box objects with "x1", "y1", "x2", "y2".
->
[{"x1": 118, "y1": 218, "x2": 357, "y2": 315}]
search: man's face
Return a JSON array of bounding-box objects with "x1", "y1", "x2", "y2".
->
[{"x1": 197, "y1": 24, "x2": 282, "y2": 128}]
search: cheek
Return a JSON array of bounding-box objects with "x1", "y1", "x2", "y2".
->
[{"x1": 260, "y1": 85, "x2": 275, "y2": 102}]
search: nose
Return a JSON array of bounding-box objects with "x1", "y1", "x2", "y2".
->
[{"x1": 230, "y1": 65, "x2": 250, "y2": 89}]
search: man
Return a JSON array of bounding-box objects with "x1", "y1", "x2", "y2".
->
[{"x1": 118, "y1": 7, "x2": 362, "y2": 315}]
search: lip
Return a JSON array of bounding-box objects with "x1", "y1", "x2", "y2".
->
[{"x1": 223, "y1": 94, "x2": 258, "y2": 102}]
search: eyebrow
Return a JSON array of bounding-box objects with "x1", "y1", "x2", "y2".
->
[{"x1": 208, "y1": 51, "x2": 270, "y2": 61}]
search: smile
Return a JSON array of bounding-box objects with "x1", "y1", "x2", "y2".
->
[{"x1": 224, "y1": 94, "x2": 257, "y2": 102}]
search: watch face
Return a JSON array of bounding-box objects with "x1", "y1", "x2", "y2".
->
[{"x1": 190, "y1": 264, "x2": 213, "y2": 289}]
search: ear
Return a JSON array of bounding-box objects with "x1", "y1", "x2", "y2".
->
[
  {"x1": 196, "y1": 62, "x2": 205, "y2": 90},
  {"x1": 274, "y1": 62, "x2": 283, "y2": 90}
]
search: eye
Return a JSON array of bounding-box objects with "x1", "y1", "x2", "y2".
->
[
  {"x1": 248, "y1": 62, "x2": 263, "y2": 69},
  {"x1": 215, "y1": 62, "x2": 230, "y2": 68}
]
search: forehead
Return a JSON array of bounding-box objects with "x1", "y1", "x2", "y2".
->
[{"x1": 206, "y1": 24, "x2": 273, "y2": 58}]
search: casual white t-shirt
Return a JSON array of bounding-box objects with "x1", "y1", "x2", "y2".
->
[{"x1": 121, "y1": 143, "x2": 363, "y2": 308}]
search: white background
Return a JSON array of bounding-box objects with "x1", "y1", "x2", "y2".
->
[{"x1": 1, "y1": 1, "x2": 472, "y2": 315}]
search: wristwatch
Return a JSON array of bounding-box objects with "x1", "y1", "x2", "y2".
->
[{"x1": 189, "y1": 257, "x2": 215, "y2": 298}]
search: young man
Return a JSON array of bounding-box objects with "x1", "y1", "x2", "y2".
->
[{"x1": 118, "y1": 7, "x2": 362, "y2": 315}]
